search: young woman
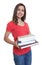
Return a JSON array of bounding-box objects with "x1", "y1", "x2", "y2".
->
[{"x1": 4, "y1": 3, "x2": 32, "y2": 65}]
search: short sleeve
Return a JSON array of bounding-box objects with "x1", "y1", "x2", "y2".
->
[
  {"x1": 6, "y1": 22, "x2": 12, "y2": 32},
  {"x1": 26, "y1": 22, "x2": 31, "y2": 34}
]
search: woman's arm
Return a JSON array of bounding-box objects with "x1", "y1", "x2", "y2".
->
[{"x1": 4, "y1": 31, "x2": 19, "y2": 48}]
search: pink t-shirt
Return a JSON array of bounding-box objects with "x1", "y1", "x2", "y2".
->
[{"x1": 6, "y1": 21, "x2": 31, "y2": 55}]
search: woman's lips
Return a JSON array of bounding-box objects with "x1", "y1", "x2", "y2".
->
[{"x1": 18, "y1": 13, "x2": 22, "y2": 16}]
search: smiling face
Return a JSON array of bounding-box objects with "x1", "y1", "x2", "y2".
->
[
  {"x1": 16, "y1": 6, "x2": 24, "y2": 19},
  {"x1": 12, "y1": 3, "x2": 26, "y2": 24}
]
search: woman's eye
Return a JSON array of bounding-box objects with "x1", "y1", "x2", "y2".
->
[
  {"x1": 22, "y1": 10, "x2": 24, "y2": 12},
  {"x1": 17, "y1": 9, "x2": 20, "y2": 11},
  {"x1": 17, "y1": 8, "x2": 24, "y2": 12}
]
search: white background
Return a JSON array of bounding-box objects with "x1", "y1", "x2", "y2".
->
[{"x1": 0, "y1": 0, "x2": 42, "y2": 65}]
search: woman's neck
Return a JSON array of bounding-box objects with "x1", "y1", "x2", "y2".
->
[{"x1": 18, "y1": 18, "x2": 23, "y2": 23}]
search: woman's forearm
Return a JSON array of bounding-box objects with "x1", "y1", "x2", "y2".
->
[
  {"x1": 4, "y1": 38, "x2": 19, "y2": 48},
  {"x1": 4, "y1": 38, "x2": 14, "y2": 45}
]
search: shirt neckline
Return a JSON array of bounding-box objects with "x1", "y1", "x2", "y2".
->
[{"x1": 17, "y1": 22, "x2": 25, "y2": 27}]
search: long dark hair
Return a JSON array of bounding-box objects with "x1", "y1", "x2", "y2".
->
[{"x1": 12, "y1": 3, "x2": 26, "y2": 24}]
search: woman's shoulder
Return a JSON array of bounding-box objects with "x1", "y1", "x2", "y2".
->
[
  {"x1": 7, "y1": 20, "x2": 14, "y2": 24},
  {"x1": 24, "y1": 22, "x2": 28, "y2": 25},
  {"x1": 24, "y1": 22, "x2": 30, "y2": 28},
  {"x1": 7, "y1": 20, "x2": 16, "y2": 26}
]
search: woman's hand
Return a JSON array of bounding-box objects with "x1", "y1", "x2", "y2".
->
[{"x1": 14, "y1": 40, "x2": 20, "y2": 48}]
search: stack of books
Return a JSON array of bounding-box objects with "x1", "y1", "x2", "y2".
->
[{"x1": 17, "y1": 34, "x2": 38, "y2": 49}]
